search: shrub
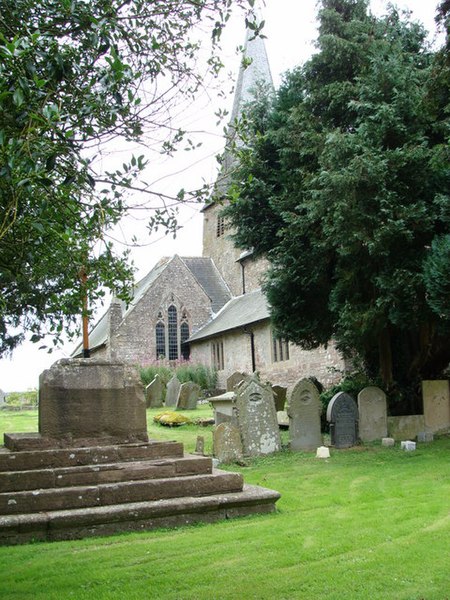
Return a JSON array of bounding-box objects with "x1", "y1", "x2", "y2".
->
[{"x1": 140, "y1": 361, "x2": 217, "y2": 391}]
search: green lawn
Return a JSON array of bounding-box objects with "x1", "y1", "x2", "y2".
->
[{"x1": 0, "y1": 410, "x2": 449, "y2": 599}]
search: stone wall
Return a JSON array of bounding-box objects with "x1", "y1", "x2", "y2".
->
[
  {"x1": 202, "y1": 204, "x2": 267, "y2": 297},
  {"x1": 105, "y1": 256, "x2": 213, "y2": 365},
  {"x1": 190, "y1": 320, "x2": 345, "y2": 391}
]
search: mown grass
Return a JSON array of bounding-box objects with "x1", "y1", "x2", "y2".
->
[{"x1": 0, "y1": 410, "x2": 449, "y2": 599}]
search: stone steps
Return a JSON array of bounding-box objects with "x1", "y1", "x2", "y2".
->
[
  {"x1": 0, "y1": 455, "x2": 212, "y2": 493},
  {"x1": 0, "y1": 471, "x2": 245, "y2": 515},
  {"x1": 0, "y1": 484, "x2": 279, "y2": 545},
  {"x1": 0, "y1": 440, "x2": 184, "y2": 471},
  {"x1": 0, "y1": 440, "x2": 280, "y2": 544}
]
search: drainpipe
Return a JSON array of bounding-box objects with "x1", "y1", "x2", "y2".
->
[{"x1": 242, "y1": 326, "x2": 256, "y2": 373}]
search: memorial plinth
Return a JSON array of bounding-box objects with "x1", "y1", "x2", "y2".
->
[{"x1": 5, "y1": 358, "x2": 148, "y2": 451}]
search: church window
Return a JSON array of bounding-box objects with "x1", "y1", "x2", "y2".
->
[
  {"x1": 155, "y1": 302, "x2": 191, "y2": 361},
  {"x1": 155, "y1": 322, "x2": 165, "y2": 358},
  {"x1": 216, "y1": 215, "x2": 225, "y2": 237},
  {"x1": 168, "y1": 305, "x2": 178, "y2": 360},
  {"x1": 272, "y1": 332, "x2": 290, "y2": 363},
  {"x1": 212, "y1": 340, "x2": 224, "y2": 370},
  {"x1": 180, "y1": 312, "x2": 190, "y2": 360}
]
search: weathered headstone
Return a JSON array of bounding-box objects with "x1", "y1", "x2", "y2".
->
[
  {"x1": 287, "y1": 379, "x2": 322, "y2": 451},
  {"x1": 226, "y1": 372, "x2": 249, "y2": 392},
  {"x1": 401, "y1": 440, "x2": 416, "y2": 451},
  {"x1": 235, "y1": 376, "x2": 281, "y2": 457},
  {"x1": 326, "y1": 392, "x2": 359, "y2": 449},
  {"x1": 176, "y1": 381, "x2": 200, "y2": 410},
  {"x1": 0, "y1": 389, "x2": 6, "y2": 408},
  {"x1": 422, "y1": 380, "x2": 450, "y2": 434},
  {"x1": 194, "y1": 435, "x2": 205, "y2": 455},
  {"x1": 165, "y1": 375, "x2": 181, "y2": 408},
  {"x1": 145, "y1": 374, "x2": 164, "y2": 408},
  {"x1": 357, "y1": 386, "x2": 387, "y2": 442},
  {"x1": 417, "y1": 431, "x2": 434, "y2": 443},
  {"x1": 316, "y1": 446, "x2": 330, "y2": 459},
  {"x1": 277, "y1": 410, "x2": 289, "y2": 429},
  {"x1": 382, "y1": 437, "x2": 395, "y2": 447},
  {"x1": 272, "y1": 385, "x2": 287, "y2": 411},
  {"x1": 213, "y1": 423, "x2": 244, "y2": 464}
]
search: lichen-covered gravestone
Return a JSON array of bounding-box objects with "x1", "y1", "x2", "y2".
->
[
  {"x1": 176, "y1": 381, "x2": 200, "y2": 410},
  {"x1": 357, "y1": 386, "x2": 387, "y2": 442},
  {"x1": 165, "y1": 375, "x2": 181, "y2": 408},
  {"x1": 213, "y1": 423, "x2": 244, "y2": 463},
  {"x1": 326, "y1": 392, "x2": 359, "y2": 449},
  {"x1": 287, "y1": 379, "x2": 322, "y2": 451},
  {"x1": 235, "y1": 375, "x2": 281, "y2": 457},
  {"x1": 145, "y1": 374, "x2": 164, "y2": 408},
  {"x1": 226, "y1": 372, "x2": 249, "y2": 392}
]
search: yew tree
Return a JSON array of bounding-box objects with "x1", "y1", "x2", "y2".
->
[
  {"x1": 225, "y1": 0, "x2": 450, "y2": 401},
  {"x1": 0, "y1": 0, "x2": 257, "y2": 355}
]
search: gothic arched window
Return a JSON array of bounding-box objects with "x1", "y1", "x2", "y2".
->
[
  {"x1": 168, "y1": 305, "x2": 178, "y2": 360},
  {"x1": 155, "y1": 302, "x2": 191, "y2": 361}
]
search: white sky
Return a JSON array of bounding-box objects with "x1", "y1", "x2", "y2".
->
[{"x1": 0, "y1": 0, "x2": 442, "y2": 392}]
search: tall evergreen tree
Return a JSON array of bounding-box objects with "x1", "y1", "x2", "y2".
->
[{"x1": 224, "y1": 0, "x2": 450, "y2": 404}]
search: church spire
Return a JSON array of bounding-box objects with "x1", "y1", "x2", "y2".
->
[{"x1": 228, "y1": 24, "x2": 273, "y2": 126}]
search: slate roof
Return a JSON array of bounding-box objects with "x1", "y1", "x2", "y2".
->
[
  {"x1": 188, "y1": 288, "x2": 270, "y2": 342},
  {"x1": 71, "y1": 255, "x2": 232, "y2": 357},
  {"x1": 181, "y1": 257, "x2": 231, "y2": 313}
]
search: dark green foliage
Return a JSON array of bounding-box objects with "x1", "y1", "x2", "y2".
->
[
  {"x1": 0, "y1": 0, "x2": 254, "y2": 355},
  {"x1": 225, "y1": 0, "x2": 450, "y2": 394}
]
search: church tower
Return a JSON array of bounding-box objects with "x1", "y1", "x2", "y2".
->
[{"x1": 201, "y1": 25, "x2": 273, "y2": 297}]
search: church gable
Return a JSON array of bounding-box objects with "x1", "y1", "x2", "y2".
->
[{"x1": 109, "y1": 255, "x2": 213, "y2": 364}]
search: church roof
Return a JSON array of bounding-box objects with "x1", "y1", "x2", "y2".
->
[
  {"x1": 71, "y1": 255, "x2": 231, "y2": 357},
  {"x1": 181, "y1": 257, "x2": 231, "y2": 313},
  {"x1": 188, "y1": 288, "x2": 270, "y2": 342}
]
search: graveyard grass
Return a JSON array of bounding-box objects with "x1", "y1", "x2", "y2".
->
[{"x1": 0, "y1": 411, "x2": 449, "y2": 600}]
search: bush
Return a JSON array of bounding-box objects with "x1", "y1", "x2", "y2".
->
[
  {"x1": 139, "y1": 361, "x2": 217, "y2": 392},
  {"x1": 153, "y1": 410, "x2": 191, "y2": 427},
  {"x1": 5, "y1": 390, "x2": 38, "y2": 407}
]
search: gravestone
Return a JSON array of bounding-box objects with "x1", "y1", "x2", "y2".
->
[
  {"x1": 0, "y1": 389, "x2": 6, "y2": 408},
  {"x1": 357, "y1": 386, "x2": 387, "y2": 442},
  {"x1": 287, "y1": 379, "x2": 322, "y2": 451},
  {"x1": 145, "y1": 374, "x2": 164, "y2": 408},
  {"x1": 417, "y1": 431, "x2": 434, "y2": 443},
  {"x1": 226, "y1": 372, "x2": 249, "y2": 392},
  {"x1": 272, "y1": 385, "x2": 287, "y2": 412},
  {"x1": 165, "y1": 375, "x2": 181, "y2": 408},
  {"x1": 316, "y1": 446, "x2": 330, "y2": 459},
  {"x1": 176, "y1": 381, "x2": 200, "y2": 410},
  {"x1": 422, "y1": 380, "x2": 450, "y2": 433},
  {"x1": 382, "y1": 437, "x2": 395, "y2": 447},
  {"x1": 326, "y1": 392, "x2": 359, "y2": 449},
  {"x1": 401, "y1": 440, "x2": 416, "y2": 451},
  {"x1": 194, "y1": 435, "x2": 205, "y2": 455},
  {"x1": 213, "y1": 423, "x2": 244, "y2": 464},
  {"x1": 235, "y1": 376, "x2": 281, "y2": 457}
]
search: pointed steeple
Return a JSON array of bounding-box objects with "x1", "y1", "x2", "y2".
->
[
  {"x1": 213, "y1": 21, "x2": 273, "y2": 195},
  {"x1": 229, "y1": 27, "x2": 273, "y2": 125}
]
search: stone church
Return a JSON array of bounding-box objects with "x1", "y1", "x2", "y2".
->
[{"x1": 72, "y1": 29, "x2": 346, "y2": 390}]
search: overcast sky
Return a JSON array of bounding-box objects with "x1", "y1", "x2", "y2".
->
[{"x1": 0, "y1": 0, "x2": 443, "y2": 392}]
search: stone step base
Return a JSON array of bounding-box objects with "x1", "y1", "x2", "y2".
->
[
  {"x1": 0, "y1": 455, "x2": 212, "y2": 493},
  {"x1": 0, "y1": 440, "x2": 184, "y2": 472},
  {"x1": 0, "y1": 470, "x2": 244, "y2": 515},
  {"x1": 0, "y1": 484, "x2": 280, "y2": 545}
]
